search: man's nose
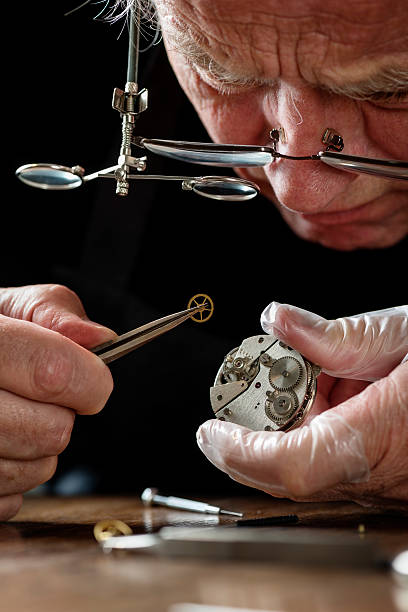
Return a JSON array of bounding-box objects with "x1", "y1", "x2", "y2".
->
[{"x1": 263, "y1": 87, "x2": 361, "y2": 213}]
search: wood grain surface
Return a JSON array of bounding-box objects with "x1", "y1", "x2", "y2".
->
[{"x1": 0, "y1": 495, "x2": 406, "y2": 612}]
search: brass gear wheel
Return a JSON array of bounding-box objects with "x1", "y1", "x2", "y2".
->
[{"x1": 187, "y1": 294, "x2": 214, "y2": 323}]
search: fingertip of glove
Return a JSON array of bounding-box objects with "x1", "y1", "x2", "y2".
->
[
  {"x1": 261, "y1": 301, "x2": 295, "y2": 337},
  {"x1": 261, "y1": 301, "x2": 325, "y2": 337},
  {"x1": 196, "y1": 419, "x2": 223, "y2": 444},
  {"x1": 260, "y1": 301, "x2": 280, "y2": 330},
  {"x1": 197, "y1": 419, "x2": 251, "y2": 449}
]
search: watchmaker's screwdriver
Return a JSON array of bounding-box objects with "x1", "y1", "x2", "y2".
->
[{"x1": 141, "y1": 487, "x2": 243, "y2": 517}]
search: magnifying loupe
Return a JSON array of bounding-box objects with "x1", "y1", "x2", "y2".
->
[
  {"x1": 183, "y1": 176, "x2": 259, "y2": 202},
  {"x1": 15, "y1": 163, "x2": 259, "y2": 202},
  {"x1": 14, "y1": 2, "x2": 261, "y2": 203},
  {"x1": 188, "y1": 176, "x2": 259, "y2": 200},
  {"x1": 122, "y1": 172, "x2": 260, "y2": 201},
  {"x1": 16, "y1": 164, "x2": 85, "y2": 190}
]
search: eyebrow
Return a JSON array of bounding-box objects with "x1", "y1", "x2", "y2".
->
[
  {"x1": 322, "y1": 65, "x2": 408, "y2": 101},
  {"x1": 167, "y1": 27, "x2": 408, "y2": 99},
  {"x1": 166, "y1": 27, "x2": 274, "y2": 88}
]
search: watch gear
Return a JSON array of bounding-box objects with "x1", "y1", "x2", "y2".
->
[
  {"x1": 269, "y1": 356, "x2": 302, "y2": 390},
  {"x1": 222, "y1": 349, "x2": 259, "y2": 383},
  {"x1": 187, "y1": 293, "x2": 214, "y2": 323},
  {"x1": 265, "y1": 389, "x2": 298, "y2": 425}
]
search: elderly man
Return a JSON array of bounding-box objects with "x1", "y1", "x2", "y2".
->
[
  {"x1": 155, "y1": 0, "x2": 408, "y2": 505},
  {"x1": 1, "y1": 0, "x2": 406, "y2": 519}
]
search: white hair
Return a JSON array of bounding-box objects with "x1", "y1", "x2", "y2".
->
[
  {"x1": 110, "y1": 0, "x2": 157, "y2": 22},
  {"x1": 65, "y1": 0, "x2": 157, "y2": 21},
  {"x1": 102, "y1": 1, "x2": 160, "y2": 49}
]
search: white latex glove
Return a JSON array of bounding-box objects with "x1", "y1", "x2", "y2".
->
[{"x1": 197, "y1": 303, "x2": 408, "y2": 507}]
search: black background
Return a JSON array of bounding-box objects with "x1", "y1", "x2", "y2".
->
[{"x1": 5, "y1": 2, "x2": 407, "y2": 496}]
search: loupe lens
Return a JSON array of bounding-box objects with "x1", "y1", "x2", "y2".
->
[
  {"x1": 16, "y1": 164, "x2": 83, "y2": 190},
  {"x1": 140, "y1": 138, "x2": 272, "y2": 167},
  {"x1": 192, "y1": 177, "x2": 259, "y2": 201}
]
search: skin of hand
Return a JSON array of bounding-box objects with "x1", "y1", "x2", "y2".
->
[
  {"x1": 197, "y1": 303, "x2": 408, "y2": 507},
  {"x1": 155, "y1": 0, "x2": 408, "y2": 251},
  {"x1": 0, "y1": 284, "x2": 116, "y2": 520}
]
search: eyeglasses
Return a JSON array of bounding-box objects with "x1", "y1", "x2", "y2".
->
[
  {"x1": 137, "y1": 127, "x2": 408, "y2": 181},
  {"x1": 15, "y1": 5, "x2": 408, "y2": 201}
]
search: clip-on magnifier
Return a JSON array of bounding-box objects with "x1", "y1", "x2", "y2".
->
[
  {"x1": 15, "y1": 5, "x2": 258, "y2": 201},
  {"x1": 16, "y1": 5, "x2": 407, "y2": 199}
]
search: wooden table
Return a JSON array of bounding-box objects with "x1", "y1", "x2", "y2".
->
[{"x1": 1, "y1": 495, "x2": 407, "y2": 612}]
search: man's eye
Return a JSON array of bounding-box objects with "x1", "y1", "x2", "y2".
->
[
  {"x1": 370, "y1": 91, "x2": 408, "y2": 108},
  {"x1": 198, "y1": 73, "x2": 254, "y2": 95},
  {"x1": 188, "y1": 61, "x2": 264, "y2": 96},
  {"x1": 202, "y1": 78, "x2": 251, "y2": 96}
]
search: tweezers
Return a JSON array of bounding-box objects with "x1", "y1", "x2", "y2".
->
[{"x1": 92, "y1": 304, "x2": 206, "y2": 364}]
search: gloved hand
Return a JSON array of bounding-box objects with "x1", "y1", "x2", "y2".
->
[
  {"x1": 0, "y1": 284, "x2": 116, "y2": 519},
  {"x1": 197, "y1": 302, "x2": 408, "y2": 506}
]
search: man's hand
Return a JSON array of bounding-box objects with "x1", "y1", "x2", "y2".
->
[
  {"x1": 0, "y1": 284, "x2": 116, "y2": 519},
  {"x1": 197, "y1": 303, "x2": 408, "y2": 507}
]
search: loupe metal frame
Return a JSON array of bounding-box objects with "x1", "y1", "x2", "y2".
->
[
  {"x1": 16, "y1": 160, "x2": 260, "y2": 201},
  {"x1": 14, "y1": 3, "x2": 259, "y2": 203}
]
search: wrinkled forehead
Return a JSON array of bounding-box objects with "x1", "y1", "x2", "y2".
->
[{"x1": 156, "y1": 0, "x2": 407, "y2": 80}]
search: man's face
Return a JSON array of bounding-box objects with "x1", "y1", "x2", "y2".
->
[{"x1": 156, "y1": 0, "x2": 408, "y2": 250}]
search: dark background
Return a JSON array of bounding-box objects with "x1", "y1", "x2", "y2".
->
[{"x1": 6, "y1": 2, "x2": 407, "y2": 497}]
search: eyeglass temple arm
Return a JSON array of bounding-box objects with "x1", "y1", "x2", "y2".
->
[{"x1": 318, "y1": 151, "x2": 408, "y2": 180}]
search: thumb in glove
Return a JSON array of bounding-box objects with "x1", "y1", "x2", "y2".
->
[{"x1": 261, "y1": 302, "x2": 408, "y2": 381}]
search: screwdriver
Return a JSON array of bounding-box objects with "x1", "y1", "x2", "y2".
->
[{"x1": 141, "y1": 488, "x2": 243, "y2": 517}]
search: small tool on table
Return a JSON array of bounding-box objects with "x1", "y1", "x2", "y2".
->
[
  {"x1": 92, "y1": 299, "x2": 211, "y2": 364},
  {"x1": 236, "y1": 515, "x2": 299, "y2": 527},
  {"x1": 101, "y1": 524, "x2": 384, "y2": 567},
  {"x1": 141, "y1": 487, "x2": 244, "y2": 518}
]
